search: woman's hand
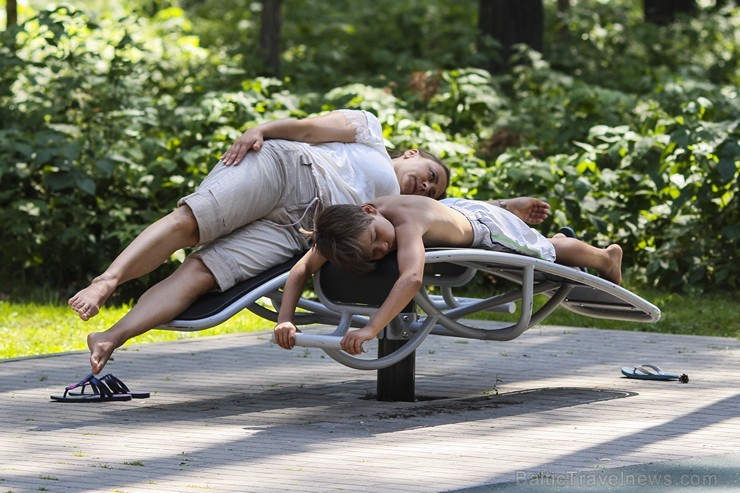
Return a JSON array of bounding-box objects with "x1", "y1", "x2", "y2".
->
[
  {"x1": 503, "y1": 197, "x2": 551, "y2": 225},
  {"x1": 221, "y1": 127, "x2": 264, "y2": 166},
  {"x1": 274, "y1": 321, "x2": 301, "y2": 350}
]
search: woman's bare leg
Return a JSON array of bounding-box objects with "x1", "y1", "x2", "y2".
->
[
  {"x1": 549, "y1": 237, "x2": 623, "y2": 285},
  {"x1": 69, "y1": 206, "x2": 200, "y2": 321},
  {"x1": 86, "y1": 256, "x2": 216, "y2": 374}
]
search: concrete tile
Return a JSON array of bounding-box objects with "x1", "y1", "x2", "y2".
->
[{"x1": 1, "y1": 324, "x2": 738, "y2": 492}]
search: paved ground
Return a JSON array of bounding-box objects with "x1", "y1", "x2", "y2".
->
[{"x1": 1, "y1": 323, "x2": 739, "y2": 492}]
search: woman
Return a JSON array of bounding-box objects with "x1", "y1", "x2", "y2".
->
[{"x1": 69, "y1": 109, "x2": 546, "y2": 373}]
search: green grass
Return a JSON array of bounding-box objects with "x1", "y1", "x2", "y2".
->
[
  {"x1": 0, "y1": 301, "x2": 272, "y2": 359},
  {"x1": 473, "y1": 288, "x2": 740, "y2": 339},
  {"x1": 1, "y1": 289, "x2": 738, "y2": 360},
  {"x1": 585, "y1": 290, "x2": 740, "y2": 338}
]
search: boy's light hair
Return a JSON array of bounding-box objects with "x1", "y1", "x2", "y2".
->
[{"x1": 313, "y1": 204, "x2": 376, "y2": 275}]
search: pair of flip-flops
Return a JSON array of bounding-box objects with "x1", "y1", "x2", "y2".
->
[
  {"x1": 621, "y1": 364, "x2": 689, "y2": 383},
  {"x1": 50, "y1": 373, "x2": 150, "y2": 402}
]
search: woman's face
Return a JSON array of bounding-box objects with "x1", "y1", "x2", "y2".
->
[{"x1": 394, "y1": 151, "x2": 448, "y2": 199}]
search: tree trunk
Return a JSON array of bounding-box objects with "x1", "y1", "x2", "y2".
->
[
  {"x1": 643, "y1": 0, "x2": 696, "y2": 24},
  {"x1": 7, "y1": 0, "x2": 18, "y2": 27},
  {"x1": 555, "y1": 0, "x2": 570, "y2": 41},
  {"x1": 260, "y1": 0, "x2": 282, "y2": 77},
  {"x1": 478, "y1": 0, "x2": 544, "y2": 73}
]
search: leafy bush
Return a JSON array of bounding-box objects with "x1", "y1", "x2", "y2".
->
[
  {"x1": 1, "y1": 1, "x2": 737, "y2": 298},
  {"x1": 0, "y1": 6, "x2": 260, "y2": 298},
  {"x1": 442, "y1": 56, "x2": 738, "y2": 292}
]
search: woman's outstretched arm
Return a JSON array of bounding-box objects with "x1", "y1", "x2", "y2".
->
[{"x1": 221, "y1": 111, "x2": 358, "y2": 165}]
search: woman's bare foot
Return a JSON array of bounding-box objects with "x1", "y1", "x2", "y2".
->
[
  {"x1": 87, "y1": 331, "x2": 119, "y2": 374},
  {"x1": 602, "y1": 244, "x2": 623, "y2": 285},
  {"x1": 69, "y1": 276, "x2": 118, "y2": 321}
]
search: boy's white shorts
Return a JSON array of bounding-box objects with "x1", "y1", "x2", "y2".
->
[{"x1": 442, "y1": 198, "x2": 556, "y2": 262}]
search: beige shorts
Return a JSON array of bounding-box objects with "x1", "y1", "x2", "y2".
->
[{"x1": 179, "y1": 140, "x2": 320, "y2": 291}]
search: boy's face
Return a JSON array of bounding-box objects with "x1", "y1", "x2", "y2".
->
[{"x1": 361, "y1": 213, "x2": 397, "y2": 261}]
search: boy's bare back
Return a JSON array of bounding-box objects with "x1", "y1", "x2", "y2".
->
[{"x1": 373, "y1": 195, "x2": 475, "y2": 248}]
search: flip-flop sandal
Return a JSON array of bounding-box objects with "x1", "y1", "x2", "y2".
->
[
  {"x1": 621, "y1": 364, "x2": 689, "y2": 382},
  {"x1": 50, "y1": 374, "x2": 132, "y2": 403},
  {"x1": 98, "y1": 374, "x2": 150, "y2": 399},
  {"x1": 66, "y1": 373, "x2": 150, "y2": 399},
  {"x1": 558, "y1": 226, "x2": 578, "y2": 238}
]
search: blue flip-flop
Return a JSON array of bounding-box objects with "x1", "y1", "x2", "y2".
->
[
  {"x1": 98, "y1": 373, "x2": 150, "y2": 399},
  {"x1": 65, "y1": 373, "x2": 150, "y2": 399},
  {"x1": 621, "y1": 364, "x2": 688, "y2": 382},
  {"x1": 50, "y1": 374, "x2": 132, "y2": 403},
  {"x1": 558, "y1": 226, "x2": 578, "y2": 238}
]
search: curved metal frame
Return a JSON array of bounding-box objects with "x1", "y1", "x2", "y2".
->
[
  {"x1": 163, "y1": 271, "x2": 350, "y2": 331},
  {"x1": 420, "y1": 250, "x2": 661, "y2": 323},
  {"x1": 162, "y1": 249, "x2": 661, "y2": 372},
  {"x1": 308, "y1": 269, "x2": 438, "y2": 370},
  {"x1": 293, "y1": 249, "x2": 660, "y2": 369}
]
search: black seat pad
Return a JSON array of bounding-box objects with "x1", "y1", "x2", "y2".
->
[
  {"x1": 175, "y1": 254, "x2": 305, "y2": 321},
  {"x1": 319, "y1": 253, "x2": 417, "y2": 311}
]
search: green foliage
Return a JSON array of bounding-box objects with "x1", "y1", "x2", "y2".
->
[
  {"x1": 1, "y1": 1, "x2": 738, "y2": 299},
  {"x1": 2, "y1": 7, "x2": 195, "y2": 294},
  {"x1": 185, "y1": 0, "x2": 483, "y2": 90},
  {"x1": 0, "y1": 6, "x2": 304, "y2": 299},
  {"x1": 547, "y1": 0, "x2": 739, "y2": 92}
]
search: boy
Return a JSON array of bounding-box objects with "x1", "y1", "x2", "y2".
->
[{"x1": 273, "y1": 195, "x2": 622, "y2": 355}]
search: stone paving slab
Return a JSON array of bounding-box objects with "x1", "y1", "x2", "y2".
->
[{"x1": 1, "y1": 324, "x2": 739, "y2": 492}]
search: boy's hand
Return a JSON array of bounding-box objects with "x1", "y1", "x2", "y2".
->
[
  {"x1": 340, "y1": 327, "x2": 376, "y2": 355},
  {"x1": 273, "y1": 322, "x2": 301, "y2": 350}
]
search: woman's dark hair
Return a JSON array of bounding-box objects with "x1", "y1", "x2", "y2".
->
[{"x1": 388, "y1": 148, "x2": 451, "y2": 199}]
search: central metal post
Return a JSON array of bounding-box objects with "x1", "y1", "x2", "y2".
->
[
  {"x1": 377, "y1": 338, "x2": 416, "y2": 401},
  {"x1": 377, "y1": 308, "x2": 416, "y2": 402}
]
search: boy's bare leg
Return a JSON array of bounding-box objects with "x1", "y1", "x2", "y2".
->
[
  {"x1": 87, "y1": 256, "x2": 216, "y2": 374},
  {"x1": 549, "y1": 237, "x2": 623, "y2": 285},
  {"x1": 69, "y1": 206, "x2": 200, "y2": 321}
]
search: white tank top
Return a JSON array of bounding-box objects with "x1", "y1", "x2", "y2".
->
[{"x1": 308, "y1": 110, "x2": 400, "y2": 206}]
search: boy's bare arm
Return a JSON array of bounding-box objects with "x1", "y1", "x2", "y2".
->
[
  {"x1": 274, "y1": 248, "x2": 327, "y2": 350},
  {"x1": 340, "y1": 226, "x2": 426, "y2": 355}
]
